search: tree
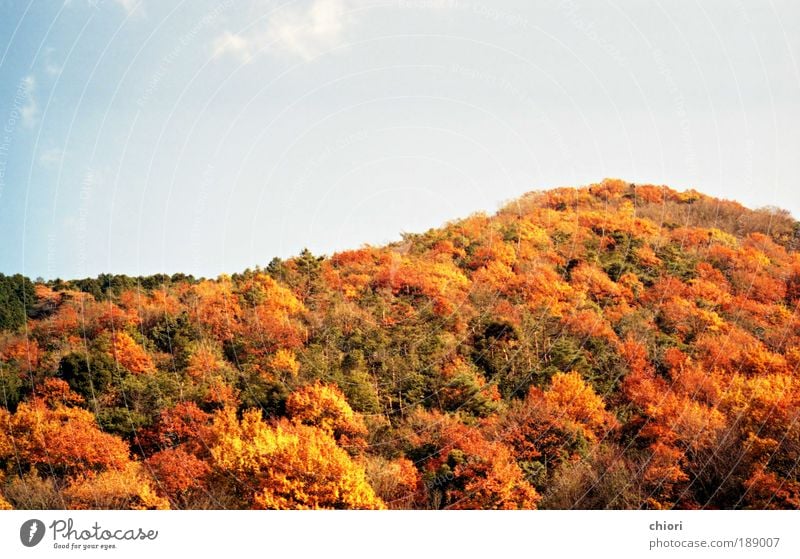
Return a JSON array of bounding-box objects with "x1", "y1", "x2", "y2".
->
[
  {"x1": 0, "y1": 274, "x2": 35, "y2": 331},
  {"x1": 207, "y1": 409, "x2": 383, "y2": 510},
  {"x1": 0, "y1": 379, "x2": 131, "y2": 477},
  {"x1": 285, "y1": 381, "x2": 368, "y2": 450},
  {"x1": 0, "y1": 336, "x2": 41, "y2": 374},
  {"x1": 403, "y1": 410, "x2": 540, "y2": 509},
  {"x1": 144, "y1": 448, "x2": 211, "y2": 508},
  {"x1": 544, "y1": 371, "x2": 617, "y2": 440},
  {"x1": 363, "y1": 456, "x2": 419, "y2": 509},
  {"x1": 63, "y1": 463, "x2": 168, "y2": 510},
  {"x1": 190, "y1": 279, "x2": 242, "y2": 341},
  {"x1": 110, "y1": 332, "x2": 154, "y2": 374},
  {"x1": 58, "y1": 350, "x2": 115, "y2": 400},
  {"x1": 184, "y1": 342, "x2": 225, "y2": 379}
]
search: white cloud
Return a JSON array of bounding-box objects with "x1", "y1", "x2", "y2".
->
[
  {"x1": 114, "y1": 0, "x2": 145, "y2": 17},
  {"x1": 269, "y1": 0, "x2": 349, "y2": 60},
  {"x1": 213, "y1": 31, "x2": 254, "y2": 62},
  {"x1": 20, "y1": 75, "x2": 39, "y2": 129},
  {"x1": 44, "y1": 47, "x2": 63, "y2": 77},
  {"x1": 39, "y1": 147, "x2": 65, "y2": 167},
  {"x1": 213, "y1": 0, "x2": 355, "y2": 63},
  {"x1": 45, "y1": 63, "x2": 63, "y2": 77}
]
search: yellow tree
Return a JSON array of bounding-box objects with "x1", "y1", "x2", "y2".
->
[
  {"x1": 207, "y1": 409, "x2": 383, "y2": 510},
  {"x1": 544, "y1": 371, "x2": 617, "y2": 440},
  {"x1": 285, "y1": 381, "x2": 368, "y2": 449},
  {"x1": 63, "y1": 463, "x2": 169, "y2": 510}
]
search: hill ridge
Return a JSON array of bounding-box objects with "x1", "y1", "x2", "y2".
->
[{"x1": 1, "y1": 178, "x2": 799, "y2": 510}]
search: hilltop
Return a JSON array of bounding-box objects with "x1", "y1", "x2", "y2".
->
[{"x1": 1, "y1": 179, "x2": 799, "y2": 510}]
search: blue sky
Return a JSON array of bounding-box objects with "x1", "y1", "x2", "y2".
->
[{"x1": 0, "y1": 0, "x2": 798, "y2": 280}]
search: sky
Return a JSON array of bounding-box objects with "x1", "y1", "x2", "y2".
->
[{"x1": 0, "y1": 0, "x2": 798, "y2": 280}]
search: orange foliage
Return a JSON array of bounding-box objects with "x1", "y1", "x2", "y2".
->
[
  {"x1": 363, "y1": 456, "x2": 420, "y2": 509},
  {"x1": 145, "y1": 447, "x2": 211, "y2": 504},
  {"x1": 561, "y1": 309, "x2": 619, "y2": 345},
  {"x1": 657, "y1": 296, "x2": 724, "y2": 340},
  {"x1": 643, "y1": 442, "x2": 689, "y2": 497},
  {"x1": 285, "y1": 381, "x2": 367, "y2": 448},
  {"x1": 468, "y1": 242, "x2": 516, "y2": 270},
  {"x1": 63, "y1": 463, "x2": 169, "y2": 510},
  {"x1": 696, "y1": 327, "x2": 789, "y2": 376},
  {"x1": 0, "y1": 381, "x2": 130, "y2": 474},
  {"x1": 0, "y1": 336, "x2": 40, "y2": 373},
  {"x1": 190, "y1": 279, "x2": 242, "y2": 341},
  {"x1": 150, "y1": 402, "x2": 212, "y2": 452},
  {"x1": 570, "y1": 263, "x2": 623, "y2": 304},
  {"x1": 375, "y1": 255, "x2": 469, "y2": 315},
  {"x1": 98, "y1": 303, "x2": 139, "y2": 331},
  {"x1": 543, "y1": 371, "x2": 617, "y2": 438},
  {"x1": 404, "y1": 410, "x2": 540, "y2": 509},
  {"x1": 743, "y1": 466, "x2": 800, "y2": 509},
  {"x1": 185, "y1": 343, "x2": 223, "y2": 379},
  {"x1": 3, "y1": 180, "x2": 800, "y2": 510},
  {"x1": 240, "y1": 274, "x2": 307, "y2": 356},
  {"x1": 111, "y1": 331, "x2": 154, "y2": 374}
]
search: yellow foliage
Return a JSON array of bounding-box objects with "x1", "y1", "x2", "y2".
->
[
  {"x1": 185, "y1": 342, "x2": 223, "y2": 379},
  {"x1": 285, "y1": 381, "x2": 367, "y2": 447},
  {"x1": 64, "y1": 463, "x2": 169, "y2": 510},
  {"x1": 363, "y1": 456, "x2": 419, "y2": 509},
  {"x1": 545, "y1": 371, "x2": 617, "y2": 438},
  {"x1": 208, "y1": 409, "x2": 384, "y2": 510},
  {"x1": 268, "y1": 348, "x2": 300, "y2": 377}
]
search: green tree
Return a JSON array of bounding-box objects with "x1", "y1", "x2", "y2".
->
[{"x1": 0, "y1": 274, "x2": 35, "y2": 331}]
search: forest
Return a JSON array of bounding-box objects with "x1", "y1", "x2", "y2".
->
[{"x1": 1, "y1": 179, "x2": 799, "y2": 510}]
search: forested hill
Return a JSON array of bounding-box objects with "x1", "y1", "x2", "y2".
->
[{"x1": 1, "y1": 178, "x2": 799, "y2": 510}]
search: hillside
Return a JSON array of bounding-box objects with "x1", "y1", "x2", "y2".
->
[{"x1": 1, "y1": 178, "x2": 799, "y2": 510}]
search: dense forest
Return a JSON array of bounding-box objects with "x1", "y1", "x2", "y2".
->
[{"x1": 1, "y1": 179, "x2": 799, "y2": 510}]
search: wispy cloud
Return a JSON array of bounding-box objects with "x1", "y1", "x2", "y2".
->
[
  {"x1": 114, "y1": 0, "x2": 145, "y2": 17},
  {"x1": 38, "y1": 147, "x2": 65, "y2": 167},
  {"x1": 268, "y1": 0, "x2": 350, "y2": 60},
  {"x1": 213, "y1": 31, "x2": 254, "y2": 62},
  {"x1": 213, "y1": 0, "x2": 355, "y2": 63},
  {"x1": 44, "y1": 47, "x2": 63, "y2": 77},
  {"x1": 20, "y1": 75, "x2": 39, "y2": 129},
  {"x1": 64, "y1": 0, "x2": 145, "y2": 17}
]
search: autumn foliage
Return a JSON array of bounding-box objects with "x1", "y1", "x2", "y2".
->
[{"x1": 1, "y1": 179, "x2": 799, "y2": 509}]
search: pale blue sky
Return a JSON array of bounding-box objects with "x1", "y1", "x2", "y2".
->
[{"x1": 0, "y1": 0, "x2": 798, "y2": 279}]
